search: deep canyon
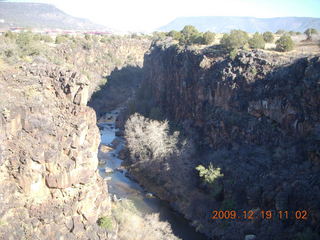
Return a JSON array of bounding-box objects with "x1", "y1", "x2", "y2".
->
[{"x1": 0, "y1": 33, "x2": 320, "y2": 240}]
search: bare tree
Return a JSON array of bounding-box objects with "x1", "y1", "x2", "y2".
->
[{"x1": 124, "y1": 113, "x2": 179, "y2": 163}]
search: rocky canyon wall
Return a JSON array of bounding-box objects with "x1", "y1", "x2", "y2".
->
[
  {"x1": 133, "y1": 42, "x2": 320, "y2": 239},
  {"x1": 0, "y1": 63, "x2": 110, "y2": 240}
]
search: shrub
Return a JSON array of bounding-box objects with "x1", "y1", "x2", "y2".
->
[
  {"x1": 152, "y1": 31, "x2": 167, "y2": 41},
  {"x1": 196, "y1": 163, "x2": 223, "y2": 184},
  {"x1": 196, "y1": 163, "x2": 224, "y2": 198},
  {"x1": 125, "y1": 113, "x2": 179, "y2": 163},
  {"x1": 248, "y1": 32, "x2": 265, "y2": 49},
  {"x1": 4, "y1": 31, "x2": 16, "y2": 40},
  {"x1": 97, "y1": 216, "x2": 113, "y2": 231},
  {"x1": 84, "y1": 34, "x2": 91, "y2": 41},
  {"x1": 55, "y1": 35, "x2": 68, "y2": 44},
  {"x1": 167, "y1": 30, "x2": 182, "y2": 41},
  {"x1": 40, "y1": 35, "x2": 53, "y2": 43},
  {"x1": 220, "y1": 30, "x2": 249, "y2": 52},
  {"x1": 304, "y1": 28, "x2": 318, "y2": 41},
  {"x1": 4, "y1": 49, "x2": 14, "y2": 58},
  {"x1": 275, "y1": 35, "x2": 294, "y2": 52},
  {"x1": 112, "y1": 200, "x2": 178, "y2": 240},
  {"x1": 276, "y1": 29, "x2": 286, "y2": 35},
  {"x1": 229, "y1": 49, "x2": 238, "y2": 60},
  {"x1": 263, "y1": 31, "x2": 274, "y2": 43},
  {"x1": 82, "y1": 41, "x2": 92, "y2": 50},
  {"x1": 16, "y1": 31, "x2": 33, "y2": 47},
  {"x1": 202, "y1": 31, "x2": 216, "y2": 45},
  {"x1": 288, "y1": 31, "x2": 296, "y2": 36},
  {"x1": 179, "y1": 25, "x2": 203, "y2": 45}
]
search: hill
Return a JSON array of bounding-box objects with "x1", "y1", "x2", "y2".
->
[
  {"x1": 0, "y1": 2, "x2": 109, "y2": 30},
  {"x1": 159, "y1": 16, "x2": 320, "y2": 33}
]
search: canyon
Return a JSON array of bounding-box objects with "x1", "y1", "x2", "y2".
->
[
  {"x1": 121, "y1": 41, "x2": 320, "y2": 240},
  {"x1": 0, "y1": 31, "x2": 319, "y2": 240}
]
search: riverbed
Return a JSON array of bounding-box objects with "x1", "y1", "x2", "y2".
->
[{"x1": 97, "y1": 109, "x2": 208, "y2": 240}]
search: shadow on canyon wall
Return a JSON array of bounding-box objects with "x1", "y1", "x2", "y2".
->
[{"x1": 88, "y1": 65, "x2": 144, "y2": 117}]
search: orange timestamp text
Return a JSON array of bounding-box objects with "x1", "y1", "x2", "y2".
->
[{"x1": 210, "y1": 210, "x2": 308, "y2": 220}]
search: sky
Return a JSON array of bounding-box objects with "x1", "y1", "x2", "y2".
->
[{"x1": 5, "y1": 0, "x2": 320, "y2": 32}]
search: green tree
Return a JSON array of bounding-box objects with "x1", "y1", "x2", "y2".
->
[
  {"x1": 167, "y1": 30, "x2": 182, "y2": 41},
  {"x1": 263, "y1": 31, "x2": 274, "y2": 43},
  {"x1": 304, "y1": 28, "x2": 318, "y2": 41},
  {"x1": 55, "y1": 34, "x2": 68, "y2": 44},
  {"x1": 179, "y1": 25, "x2": 202, "y2": 45},
  {"x1": 16, "y1": 31, "x2": 33, "y2": 47},
  {"x1": 248, "y1": 32, "x2": 265, "y2": 49},
  {"x1": 276, "y1": 29, "x2": 286, "y2": 35},
  {"x1": 220, "y1": 30, "x2": 249, "y2": 52},
  {"x1": 202, "y1": 31, "x2": 216, "y2": 45},
  {"x1": 4, "y1": 31, "x2": 16, "y2": 40},
  {"x1": 275, "y1": 35, "x2": 294, "y2": 52},
  {"x1": 152, "y1": 31, "x2": 167, "y2": 41},
  {"x1": 196, "y1": 164, "x2": 223, "y2": 185}
]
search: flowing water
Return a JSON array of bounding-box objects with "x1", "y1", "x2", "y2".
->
[{"x1": 97, "y1": 109, "x2": 208, "y2": 240}]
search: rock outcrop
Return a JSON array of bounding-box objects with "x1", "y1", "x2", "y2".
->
[
  {"x1": 129, "y1": 42, "x2": 320, "y2": 239},
  {"x1": 0, "y1": 63, "x2": 111, "y2": 239}
]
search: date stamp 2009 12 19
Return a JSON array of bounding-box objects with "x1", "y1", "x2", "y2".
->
[{"x1": 210, "y1": 210, "x2": 308, "y2": 220}]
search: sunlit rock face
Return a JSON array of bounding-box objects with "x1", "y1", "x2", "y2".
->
[
  {"x1": 0, "y1": 63, "x2": 111, "y2": 240},
  {"x1": 136, "y1": 42, "x2": 320, "y2": 240}
]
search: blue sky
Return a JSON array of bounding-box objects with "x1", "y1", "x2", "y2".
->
[{"x1": 5, "y1": 0, "x2": 320, "y2": 32}]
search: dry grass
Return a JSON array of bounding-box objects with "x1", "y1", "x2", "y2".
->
[{"x1": 112, "y1": 199, "x2": 180, "y2": 240}]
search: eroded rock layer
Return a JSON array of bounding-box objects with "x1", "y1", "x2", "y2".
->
[{"x1": 0, "y1": 63, "x2": 110, "y2": 240}]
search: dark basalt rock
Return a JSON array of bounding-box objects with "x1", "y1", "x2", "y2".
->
[{"x1": 131, "y1": 43, "x2": 320, "y2": 240}]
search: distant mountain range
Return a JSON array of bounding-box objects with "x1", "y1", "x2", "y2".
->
[
  {"x1": 159, "y1": 16, "x2": 320, "y2": 33},
  {"x1": 0, "y1": 2, "x2": 110, "y2": 31}
]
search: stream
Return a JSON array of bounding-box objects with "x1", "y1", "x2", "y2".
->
[{"x1": 97, "y1": 109, "x2": 208, "y2": 240}]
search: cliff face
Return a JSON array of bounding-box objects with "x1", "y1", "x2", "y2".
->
[
  {"x1": 0, "y1": 63, "x2": 110, "y2": 239},
  {"x1": 139, "y1": 43, "x2": 320, "y2": 239}
]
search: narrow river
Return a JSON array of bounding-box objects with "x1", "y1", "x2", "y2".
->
[{"x1": 97, "y1": 109, "x2": 208, "y2": 240}]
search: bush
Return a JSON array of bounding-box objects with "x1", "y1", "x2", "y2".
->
[
  {"x1": 167, "y1": 30, "x2": 182, "y2": 41},
  {"x1": 152, "y1": 31, "x2": 167, "y2": 41},
  {"x1": 220, "y1": 30, "x2": 249, "y2": 52},
  {"x1": 289, "y1": 31, "x2": 299, "y2": 36},
  {"x1": 97, "y1": 216, "x2": 113, "y2": 231},
  {"x1": 202, "y1": 31, "x2": 216, "y2": 45},
  {"x1": 248, "y1": 32, "x2": 265, "y2": 49},
  {"x1": 55, "y1": 35, "x2": 68, "y2": 44},
  {"x1": 304, "y1": 28, "x2": 318, "y2": 41},
  {"x1": 14, "y1": 32, "x2": 42, "y2": 57},
  {"x1": 276, "y1": 30, "x2": 286, "y2": 35},
  {"x1": 179, "y1": 25, "x2": 203, "y2": 45},
  {"x1": 263, "y1": 31, "x2": 274, "y2": 43},
  {"x1": 82, "y1": 41, "x2": 92, "y2": 50},
  {"x1": 16, "y1": 31, "x2": 33, "y2": 47},
  {"x1": 40, "y1": 35, "x2": 53, "y2": 43},
  {"x1": 275, "y1": 35, "x2": 294, "y2": 52},
  {"x1": 112, "y1": 200, "x2": 178, "y2": 240},
  {"x1": 4, "y1": 31, "x2": 16, "y2": 40},
  {"x1": 125, "y1": 113, "x2": 179, "y2": 163},
  {"x1": 196, "y1": 163, "x2": 224, "y2": 184}
]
